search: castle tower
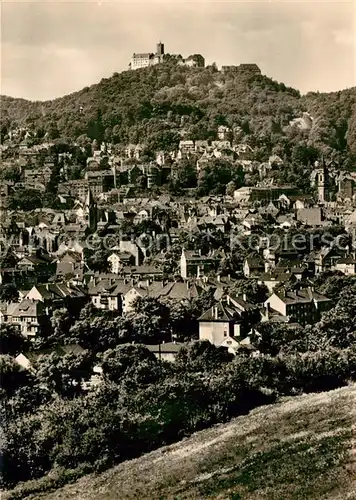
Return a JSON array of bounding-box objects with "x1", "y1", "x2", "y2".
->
[{"x1": 156, "y1": 41, "x2": 164, "y2": 56}]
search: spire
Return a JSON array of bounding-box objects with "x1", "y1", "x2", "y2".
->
[{"x1": 85, "y1": 188, "x2": 95, "y2": 208}]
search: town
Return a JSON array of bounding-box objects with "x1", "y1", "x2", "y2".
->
[{"x1": 1, "y1": 114, "x2": 355, "y2": 364}]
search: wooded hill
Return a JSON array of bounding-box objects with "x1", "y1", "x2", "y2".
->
[{"x1": 1, "y1": 62, "x2": 356, "y2": 167}]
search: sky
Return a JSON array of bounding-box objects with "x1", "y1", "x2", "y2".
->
[{"x1": 1, "y1": 0, "x2": 355, "y2": 101}]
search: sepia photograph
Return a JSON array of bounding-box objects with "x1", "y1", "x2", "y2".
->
[{"x1": 0, "y1": 0, "x2": 355, "y2": 498}]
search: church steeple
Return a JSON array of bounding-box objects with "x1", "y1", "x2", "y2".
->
[
  {"x1": 84, "y1": 188, "x2": 97, "y2": 231},
  {"x1": 313, "y1": 160, "x2": 327, "y2": 203}
]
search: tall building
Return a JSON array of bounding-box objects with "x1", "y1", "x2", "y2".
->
[
  {"x1": 156, "y1": 41, "x2": 164, "y2": 56},
  {"x1": 311, "y1": 160, "x2": 327, "y2": 203}
]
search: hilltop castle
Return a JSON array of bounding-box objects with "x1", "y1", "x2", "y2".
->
[
  {"x1": 129, "y1": 41, "x2": 205, "y2": 70},
  {"x1": 129, "y1": 41, "x2": 165, "y2": 70}
]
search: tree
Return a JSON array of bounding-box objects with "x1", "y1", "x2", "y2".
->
[
  {"x1": 87, "y1": 249, "x2": 110, "y2": 272},
  {"x1": 230, "y1": 279, "x2": 268, "y2": 304},
  {"x1": 128, "y1": 297, "x2": 170, "y2": 343},
  {"x1": 0, "y1": 325, "x2": 26, "y2": 355},
  {"x1": 100, "y1": 344, "x2": 160, "y2": 385},
  {"x1": 0, "y1": 355, "x2": 32, "y2": 396},
  {"x1": 50, "y1": 308, "x2": 72, "y2": 341},
  {"x1": 175, "y1": 340, "x2": 233, "y2": 372},
  {"x1": 169, "y1": 300, "x2": 198, "y2": 341},
  {"x1": 251, "y1": 322, "x2": 304, "y2": 356},
  {"x1": 69, "y1": 315, "x2": 131, "y2": 351},
  {"x1": 8, "y1": 189, "x2": 43, "y2": 211},
  {"x1": 0, "y1": 283, "x2": 19, "y2": 302},
  {"x1": 35, "y1": 351, "x2": 93, "y2": 397}
]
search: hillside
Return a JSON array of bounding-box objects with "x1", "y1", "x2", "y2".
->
[
  {"x1": 1, "y1": 63, "x2": 356, "y2": 162},
  {"x1": 6, "y1": 385, "x2": 356, "y2": 500}
]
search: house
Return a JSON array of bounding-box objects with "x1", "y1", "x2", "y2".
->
[
  {"x1": 243, "y1": 257, "x2": 265, "y2": 278},
  {"x1": 264, "y1": 287, "x2": 332, "y2": 326},
  {"x1": 107, "y1": 251, "x2": 135, "y2": 273},
  {"x1": 6, "y1": 299, "x2": 48, "y2": 338},
  {"x1": 24, "y1": 283, "x2": 87, "y2": 313},
  {"x1": 24, "y1": 166, "x2": 52, "y2": 188},
  {"x1": 120, "y1": 265, "x2": 163, "y2": 281},
  {"x1": 179, "y1": 140, "x2": 195, "y2": 154},
  {"x1": 311, "y1": 246, "x2": 348, "y2": 274},
  {"x1": 129, "y1": 41, "x2": 165, "y2": 70},
  {"x1": 89, "y1": 278, "x2": 132, "y2": 312},
  {"x1": 198, "y1": 301, "x2": 241, "y2": 347},
  {"x1": 275, "y1": 214, "x2": 296, "y2": 230},
  {"x1": 122, "y1": 285, "x2": 148, "y2": 313},
  {"x1": 296, "y1": 208, "x2": 324, "y2": 226},
  {"x1": 334, "y1": 255, "x2": 356, "y2": 275},
  {"x1": 152, "y1": 280, "x2": 203, "y2": 303},
  {"x1": 145, "y1": 342, "x2": 185, "y2": 362},
  {"x1": 198, "y1": 294, "x2": 257, "y2": 351},
  {"x1": 180, "y1": 249, "x2": 217, "y2": 279},
  {"x1": 234, "y1": 186, "x2": 299, "y2": 203},
  {"x1": 258, "y1": 272, "x2": 295, "y2": 293},
  {"x1": 16, "y1": 251, "x2": 55, "y2": 278},
  {"x1": 56, "y1": 252, "x2": 86, "y2": 283}
]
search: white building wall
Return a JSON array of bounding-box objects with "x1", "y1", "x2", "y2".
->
[{"x1": 199, "y1": 321, "x2": 231, "y2": 346}]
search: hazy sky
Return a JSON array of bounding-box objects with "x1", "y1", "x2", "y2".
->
[{"x1": 1, "y1": 0, "x2": 355, "y2": 101}]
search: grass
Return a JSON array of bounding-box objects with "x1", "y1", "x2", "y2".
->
[{"x1": 4, "y1": 385, "x2": 356, "y2": 500}]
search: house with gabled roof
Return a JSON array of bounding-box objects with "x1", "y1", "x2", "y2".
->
[
  {"x1": 198, "y1": 294, "x2": 258, "y2": 351},
  {"x1": 151, "y1": 280, "x2": 203, "y2": 303},
  {"x1": 89, "y1": 278, "x2": 133, "y2": 312},
  {"x1": 24, "y1": 282, "x2": 87, "y2": 313},
  {"x1": 180, "y1": 249, "x2": 217, "y2": 279},
  {"x1": 333, "y1": 254, "x2": 356, "y2": 275},
  {"x1": 123, "y1": 285, "x2": 148, "y2": 313},
  {"x1": 6, "y1": 299, "x2": 48, "y2": 338},
  {"x1": 264, "y1": 287, "x2": 332, "y2": 326},
  {"x1": 243, "y1": 257, "x2": 265, "y2": 278}
]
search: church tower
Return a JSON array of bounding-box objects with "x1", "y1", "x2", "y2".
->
[
  {"x1": 84, "y1": 188, "x2": 97, "y2": 232},
  {"x1": 313, "y1": 160, "x2": 327, "y2": 203}
]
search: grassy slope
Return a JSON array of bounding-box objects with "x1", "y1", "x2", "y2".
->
[{"x1": 9, "y1": 385, "x2": 356, "y2": 500}]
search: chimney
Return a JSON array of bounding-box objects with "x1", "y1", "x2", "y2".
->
[
  {"x1": 217, "y1": 274, "x2": 221, "y2": 282},
  {"x1": 214, "y1": 306, "x2": 218, "y2": 319},
  {"x1": 242, "y1": 293, "x2": 247, "y2": 302}
]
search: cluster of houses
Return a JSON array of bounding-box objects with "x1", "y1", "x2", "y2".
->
[{"x1": 1, "y1": 122, "x2": 356, "y2": 379}]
